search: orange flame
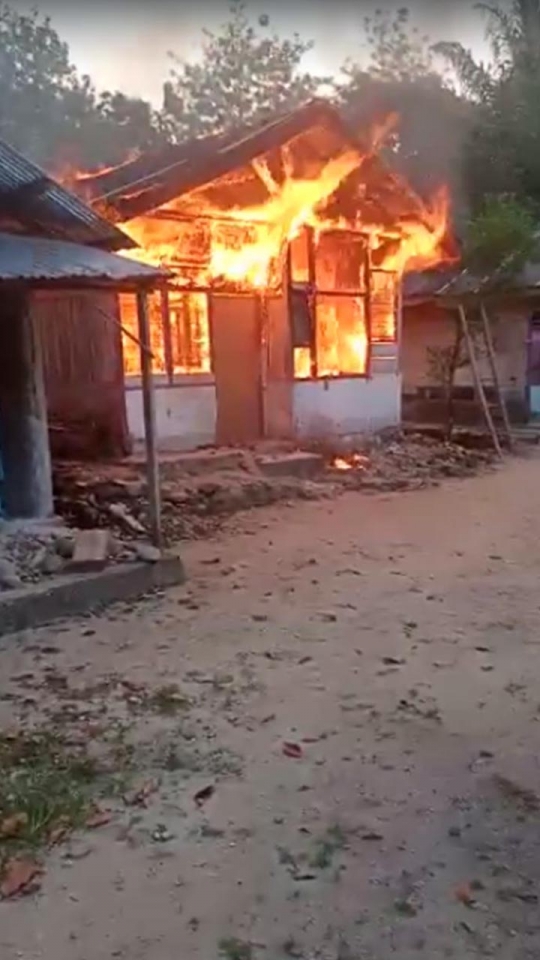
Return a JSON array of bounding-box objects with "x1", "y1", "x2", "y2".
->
[
  {"x1": 57, "y1": 115, "x2": 454, "y2": 380},
  {"x1": 333, "y1": 453, "x2": 370, "y2": 470}
]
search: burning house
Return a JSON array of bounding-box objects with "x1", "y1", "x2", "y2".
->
[{"x1": 72, "y1": 100, "x2": 452, "y2": 450}]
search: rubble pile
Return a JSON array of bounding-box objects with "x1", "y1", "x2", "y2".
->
[
  {"x1": 53, "y1": 463, "x2": 330, "y2": 547},
  {"x1": 0, "y1": 525, "x2": 74, "y2": 591},
  {"x1": 330, "y1": 432, "x2": 496, "y2": 492},
  {"x1": 0, "y1": 521, "x2": 142, "y2": 593}
]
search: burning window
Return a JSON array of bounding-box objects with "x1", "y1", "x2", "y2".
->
[
  {"x1": 118, "y1": 290, "x2": 211, "y2": 379},
  {"x1": 315, "y1": 232, "x2": 366, "y2": 293},
  {"x1": 289, "y1": 229, "x2": 311, "y2": 284},
  {"x1": 316, "y1": 296, "x2": 368, "y2": 377},
  {"x1": 291, "y1": 229, "x2": 368, "y2": 379},
  {"x1": 119, "y1": 292, "x2": 167, "y2": 377},
  {"x1": 370, "y1": 271, "x2": 398, "y2": 342},
  {"x1": 169, "y1": 292, "x2": 211, "y2": 374}
]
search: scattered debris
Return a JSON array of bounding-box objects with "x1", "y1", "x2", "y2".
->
[
  {"x1": 85, "y1": 808, "x2": 113, "y2": 829},
  {"x1": 123, "y1": 779, "x2": 160, "y2": 808},
  {"x1": 194, "y1": 784, "x2": 215, "y2": 807},
  {"x1": 454, "y1": 882, "x2": 476, "y2": 907},
  {"x1": 282, "y1": 742, "x2": 303, "y2": 759},
  {"x1": 492, "y1": 774, "x2": 540, "y2": 812},
  {"x1": 394, "y1": 895, "x2": 419, "y2": 917}
]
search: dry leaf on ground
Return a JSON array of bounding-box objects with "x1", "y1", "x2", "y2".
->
[
  {"x1": 0, "y1": 813, "x2": 28, "y2": 839},
  {"x1": 0, "y1": 857, "x2": 42, "y2": 899}
]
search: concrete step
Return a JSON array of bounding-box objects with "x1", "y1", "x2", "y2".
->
[{"x1": 256, "y1": 451, "x2": 324, "y2": 480}]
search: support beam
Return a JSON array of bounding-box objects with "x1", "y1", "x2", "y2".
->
[
  {"x1": 136, "y1": 289, "x2": 162, "y2": 548},
  {"x1": 0, "y1": 288, "x2": 53, "y2": 518}
]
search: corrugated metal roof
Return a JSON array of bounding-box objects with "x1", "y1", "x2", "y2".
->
[
  {"x1": 0, "y1": 138, "x2": 136, "y2": 251},
  {"x1": 403, "y1": 269, "x2": 459, "y2": 302},
  {"x1": 0, "y1": 232, "x2": 166, "y2": 285},
  {"x1": 404, "y1": 260, "x2": 540, "y2": 304}
]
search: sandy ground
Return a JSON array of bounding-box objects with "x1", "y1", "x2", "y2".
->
[{"x1": 2, "y1": 452, "x2": 540, "y2": 959}]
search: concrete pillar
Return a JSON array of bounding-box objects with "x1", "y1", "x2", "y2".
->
[{"x1": 0, "y1": 287, "x2": 53, "y2": 518}]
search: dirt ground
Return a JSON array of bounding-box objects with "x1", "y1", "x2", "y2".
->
[{"x1": 2, "y1": 450, "x2": 540, "y2": 959}]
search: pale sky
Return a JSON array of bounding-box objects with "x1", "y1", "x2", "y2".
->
[{"x1": 27, "y1": 1, "x2": 492, "y2": 105}]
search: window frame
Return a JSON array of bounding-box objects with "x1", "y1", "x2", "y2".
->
[
  {"x1": 369, "y1": 268, "x2": 399, "y2": 345},
  {"x1": 121, "y1": 285, "x2": 215, "y2": 388},
  {"x1": 289, "y1": 227, "x2": 372, "y2": 381}
]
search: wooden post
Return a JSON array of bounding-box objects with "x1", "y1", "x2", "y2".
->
[
  {"x1": 160, "y1": 285, "x2": 174, "y2": 384},
  {"x1": 136, "y1": 289, "x2": 162, "y2": 548}
]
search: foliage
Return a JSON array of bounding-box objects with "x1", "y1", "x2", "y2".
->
[
  {"x1": 163, "y1": 1, "x2": 329, "y2": 140},
  {"x1": 362, "y1": 5, "x2": 436, "y2": 82},
  {"x1": 435, "y1": 1, "x2": 540, "y2": 211},
  {"x1": 462, "y1": 195, "x2": 538, "y2": 277},
  {"x1": 426, "y1": 323, "x2": 469, "y2": 439},
  {"x1": 0, "y1": 4, "x2": 169, "y2": 169}
]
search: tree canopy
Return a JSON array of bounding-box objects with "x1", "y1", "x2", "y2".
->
[
  {"x1": 163, "y1": 1, "x2": 328, "y2": 140},
  {"x1": 435, "y1": 1, "x2": 540, "y2": 214},
  {"x1": 0, "y1": 4, "x2": 168, "y2": 169}
]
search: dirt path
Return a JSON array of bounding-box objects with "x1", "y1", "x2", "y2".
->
[{"x1": 2, "y1": 453, "x2": 540, "y2": 959}]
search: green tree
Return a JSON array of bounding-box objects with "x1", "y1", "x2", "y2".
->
[
  {"x1": 463, "y1": 194, "x2": 538, "y2": 279},
  {"x1": 0, "y1": 4, "x2": 169, "y2": 170},
  {"x1": 163, "y1": 1, "x2": 328, "y2": 140},
  {"x1": 434, "y1": 1, "x2": 540, "y2": 211}
]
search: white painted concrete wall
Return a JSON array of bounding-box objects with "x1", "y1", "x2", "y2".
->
[
  {"x1": 125, "y1": 383, "x2": 217, "y2": 450},
  {"x1": 293, "y1": 374, "x2": 401, "y2": 440}
]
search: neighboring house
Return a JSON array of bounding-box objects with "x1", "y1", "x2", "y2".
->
[
  {"x1": 0, "y1": 137, "x2": 144, "y2": 459},
  {"x1": 76, "y1": 99, "x2": 448, "y2": 450},
  {"x1": 402, "y1": 265, "x2": 540, "y2": 424},
  {"x1": 0, "y1": 139, "x2": 164, "y2": 519}
]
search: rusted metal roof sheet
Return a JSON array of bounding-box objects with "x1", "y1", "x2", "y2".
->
[
  {"x1": 404, "y1": 260, "x2": 540, "y2": 305},
  {"x1": 0, "y1": 138, "x2": 136, "y2": 250},
  {"x1": 403, "y1": 269, "x2": 459, "y2": 302},
  {"x1": 0, "y1": 232, "x2": 166, "y2": 285}
]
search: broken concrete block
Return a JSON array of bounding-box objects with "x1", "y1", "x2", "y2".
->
[
  {"x1": 54, "y1": 535, "x2": 75, "y2": 560},
  {"x1": 108, "y1": 502, "x2": 146, "y2": 535},
  {"x1": 0, "y1": 559, "x2": 21, "y2": 590},
  {"x1": 70, "y1": 529, "x2": 110, "y2": 572},
  {"x1": 40, "y1": 551, "x2": 64, "y2": 576},
  {"x1": 135, "y1": 542, "x2": 162, "y2": 564}
]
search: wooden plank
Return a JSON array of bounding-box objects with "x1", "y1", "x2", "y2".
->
[
  {"x1": 136, "y1": 290, "x2": 162, "y2": 548},
  {"x1": 480, "y1": 301, "x2": 513, "y2": 449},
  {"x1": 458, "y1": 303, "x2": 503, "y2": 459}
]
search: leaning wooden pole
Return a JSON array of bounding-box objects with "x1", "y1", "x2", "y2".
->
[
  {"x1": 458, "y1": 303, "x2": 503, "y2": 459},
  {"x1": 136, "y1": 289, "x2": 162, "y2": 548}
]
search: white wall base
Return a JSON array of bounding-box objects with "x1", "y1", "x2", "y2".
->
[
  {"x1": 293, "y1": 374, "x2": 401, "y2": 440},
  {"x1": 126, "y1": 384, "x2": 217, "y2": 450},
  {"x1": 126, "y1": 375, "x2": 401, "y2": 451}
]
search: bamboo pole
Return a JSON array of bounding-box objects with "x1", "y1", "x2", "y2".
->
[{"x1": 136, "y1": 289, "x2": 162, "y2": 548}]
